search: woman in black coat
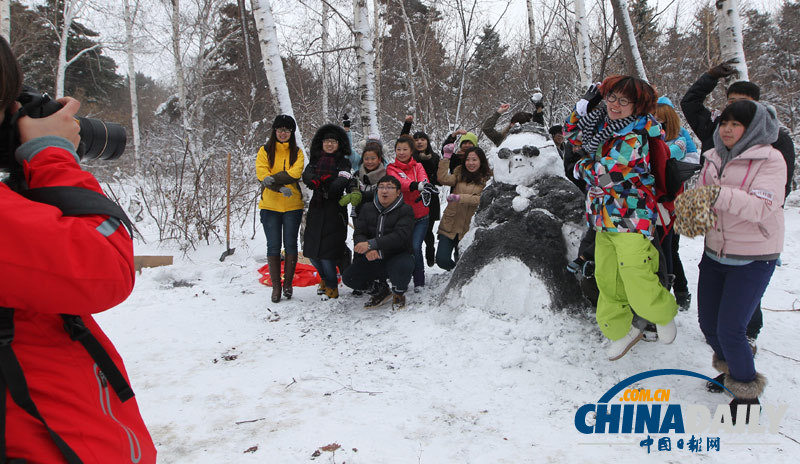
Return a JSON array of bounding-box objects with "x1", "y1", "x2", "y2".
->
[{"x1": 302, "y1": 124, "x2": 355, "y2": 299}]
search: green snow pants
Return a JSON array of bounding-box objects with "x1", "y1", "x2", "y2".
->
[{"x1": 594, "y1": 231, "x2": 678, "y2": 340}]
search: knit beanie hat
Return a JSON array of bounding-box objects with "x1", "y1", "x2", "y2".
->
[
  {"x1": 272, "y1": 114, "x2": 296, "y2": 132},
  {"x1": 460, "y1": 132, "x2": 478, "y2": 147}
]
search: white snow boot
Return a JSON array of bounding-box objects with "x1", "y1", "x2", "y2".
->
[{"x1": 607, "y1": 326, "x2": 644, "y2": 361}]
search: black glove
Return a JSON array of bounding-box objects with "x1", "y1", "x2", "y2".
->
[
  {"x1": 342, "y1": 113, "x2": 350, "y2": 128},
  {"x1": 583, "y1": 82, "x2": 603, "y2": 111},
  {"x1": 420, "y1": 189, "x2": 432, "y2": 207},
  {"x1": 708, "y1": 58, "x2": 739, "y2": 79},
  {"x1": 422, "y1": 182, "x2": 439, "y2": 197}
]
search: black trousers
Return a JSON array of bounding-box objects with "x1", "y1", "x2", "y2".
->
[{"x1": 342, "y1": 252, "x2": 415, "y2": 293}]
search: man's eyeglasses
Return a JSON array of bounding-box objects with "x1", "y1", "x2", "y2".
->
[
  {"x1": 377, "y1": 185, "x2": 397, "y2": 191},
  {"x1": 605, "y1": 94, "x2": 631, "y2": 107}
]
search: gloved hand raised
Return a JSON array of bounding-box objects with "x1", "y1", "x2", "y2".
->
[
  {"x1": 575, "y1": 82, "x2": 602, "y2": 117},
  {"x1": 442, "y1": 143, "x2": 455, "y2": 159},
  {"x1": 708, "y1": 58, "x2": 739, "y2": 80}
]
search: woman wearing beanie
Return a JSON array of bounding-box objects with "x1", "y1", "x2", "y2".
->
[
  {"x1": 440, "y1": 129, "x2": 478, "y2": 174},
  {"x1": 302, "y1": 123, "x2": 356, "y2": 299},
  {"x1": 677, "y1": 100, "x2": 786, "y2": 424},
  {"x1": 564, "y1": 75, "x2": 678, "y2": 361},
  {"x1": 257, "y1": 114, "x2": 305, "y2": 303}
]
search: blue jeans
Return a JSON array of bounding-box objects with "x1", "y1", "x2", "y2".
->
[
  {"x1": 412, "y1": 216, "x2": 429, "y2": 286},
  {"x1": 697, "y1": 254, "x2": 776, "y2": 383},
  {"x1": 310, "y1": 258, "x2": 338, "y2": 288},
  {"x1": 435, "y1": 234, "x2": 459, "y2": 271},
  {"x1": 260, "y1": 209, "x2": 303, "y2": 256}
]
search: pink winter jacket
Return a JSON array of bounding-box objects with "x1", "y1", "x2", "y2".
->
[
  {"x1": 387, "y1": 157, "x2": 429, "y2": 219},
  {"x1": 698, "y1": 144, "x2": 786, "y2": 260}
]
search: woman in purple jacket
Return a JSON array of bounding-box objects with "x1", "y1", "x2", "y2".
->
[{"x1": 684, "y1": 100, "x2": 786, "y2": 424}]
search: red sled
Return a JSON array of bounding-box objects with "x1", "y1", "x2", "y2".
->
[{"x1": 258, "y1": 261, "x2": 322, "y2": 287}]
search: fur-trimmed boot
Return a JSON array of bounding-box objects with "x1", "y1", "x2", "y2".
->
[
  {"x1": 282, "y1": 254, "x2": 297, "y2": 299},
  {"x1": 725, "y1": 373, "x2": 767, "y2": 425},
  {"x1": 268, "y1": 255, "x2": 282, "y2": 303},
  {"x1": 707, "y1": 353, "x2": 729, "y2": 393}
]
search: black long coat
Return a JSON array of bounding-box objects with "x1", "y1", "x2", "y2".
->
[{"x1": 302, "y1": 124, "x2": 353, "y2": 260}]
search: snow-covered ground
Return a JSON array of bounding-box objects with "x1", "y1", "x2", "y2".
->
[{"x1": 97, "y1": 198, "x2": 800, "y2": 463}]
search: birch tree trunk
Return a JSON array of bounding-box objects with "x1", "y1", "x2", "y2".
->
[
  {"x1": 1, "y1": 0, "x2": 10, "y2": 40},
  {"x1": 56, "y1": 0, "x2": 98, "y2": 98},
  {"x1": 372, "y1": 0, "x2": 382, "y2": 118},
  {"x1": 321, "y1": 0, "x2": 329, "y2": 122},
  {"x1": 353, "y1": 0, "x2": 380, "y2": 137},
  {"x1": 398, "y1": 0, "x2": 417, "y2": 118},
  {"x1": 574, "y1": 0, "x2": 593, "y2": 88},
  {"x1": 237, "y1": 0, "x2": 256, "y2": 83},
  {"x1": 251, "y1": 0, "x2": 303, "y2": 145},
  {"x1": 715, "y1": 0, "x2": 749, "y2": 81},
  {"x1": 169, "y1": 0, "x2": 194, "y2": 166},
  {"x1": 609, "y1": 0, "x2": 648, "y2": 82},
  {"x1": 123, "y1": 0, "x2": 141, "y2": 172},
  {"x1": 526, "y1": 0, "x2": 536, "y2": 53}
]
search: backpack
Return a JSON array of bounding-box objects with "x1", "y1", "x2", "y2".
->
[{"x1": 641, "y1": 133, "x2": 701, "y2": 204}]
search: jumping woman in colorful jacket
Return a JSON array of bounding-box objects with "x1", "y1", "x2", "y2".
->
[{"x1": 565, "y1": 75, "x2": 678, "y2": 361}]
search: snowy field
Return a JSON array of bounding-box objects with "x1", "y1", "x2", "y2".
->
[{"x1": 96, "y1": 195, "x2": 800, "y2": 463}]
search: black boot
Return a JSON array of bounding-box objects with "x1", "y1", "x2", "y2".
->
[
  {"x1": 364, "y1": 281, "x2": 391, "y2": 308},
  {"x1": 268, "y1": 255, "x2": 282, "y2": 303},
  {"x1": 725, "y1": 373, "x2": 767, "y2": 425},
  {"x1": 706, "y1": 354, "x2": 728, "y2": 393},
  {"x1": 282, "y1": 254, "x2": 297, "y2": 299}
]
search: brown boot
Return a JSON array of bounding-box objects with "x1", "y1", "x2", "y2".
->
[
  {"x1": 282, "y1": 254, "x2": 297, "y2": 299},
  {"x1": 268, "y1": 255, "x2": 282, "y2": 303}
]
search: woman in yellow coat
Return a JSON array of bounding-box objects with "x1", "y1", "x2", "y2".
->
[{"x1": 257, "y1": 115, "x2": 305, "y2": 302}]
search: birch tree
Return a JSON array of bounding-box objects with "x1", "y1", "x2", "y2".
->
[
  {"x1": 353, "y1": 0, "x2": 380, "y2": 137},
  {"x1": 321, "y1": 0, "x2": 330, "y2": 121},
  {"x1": 251, "y1": 0, "x2": 303, "y2": 144},
  {"x1": 526, "y1": 0, "x2": 536, "y2": 54},
  {"x1": 122, "y1": 0, "x2": 141, "y2": 171},
  {"x1": 1, "y1": 0, "x2": 10, "y2": 40},
  {"x1": 609, "y1": 0, "x2": 648, "y2": 81},
  {"x1": 715, "y1": 0, "x2": 749, "y2": 81},
  {"x1": 169, "y1": 0, "x2": 192, "y2": 162},
  {"x1": 55, "y1": 0, "x2": 100, "y2": 98},
  {"x1": 574, "y1": 0, "x2": 592, "y2": 88}
]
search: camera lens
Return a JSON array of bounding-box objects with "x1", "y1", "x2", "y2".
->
[{"x1": 77, "y1": 117, "x2": 127, "y2": 160}]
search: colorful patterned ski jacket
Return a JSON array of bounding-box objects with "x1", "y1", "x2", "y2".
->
[{"x1": 565, "y1": 110, "x2": 661, "y2": 236}]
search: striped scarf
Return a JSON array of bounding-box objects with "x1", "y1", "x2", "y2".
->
[{"x1": 577, "y1": 107, "x2": 636, "y2": 158}]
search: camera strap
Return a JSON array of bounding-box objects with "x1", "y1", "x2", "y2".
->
[
  {"x1": 0, "y1": 309, "x2": 84, "y2": 464},
  {"x1": 20, "y1": 186, "x2": 133, "y2": 237}
]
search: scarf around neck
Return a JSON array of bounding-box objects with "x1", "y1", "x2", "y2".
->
[{"x1": 577, "y1": 106, "x2": 636, "y2": 158}]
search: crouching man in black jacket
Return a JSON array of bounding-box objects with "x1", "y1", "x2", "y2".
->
[{"x1": 343, "y1": 175, "x2": 415, "y2": 309}]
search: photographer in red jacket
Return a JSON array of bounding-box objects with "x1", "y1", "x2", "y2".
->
[{"x1": 0, "y1": 36, "x2": 156, "y2": 464}]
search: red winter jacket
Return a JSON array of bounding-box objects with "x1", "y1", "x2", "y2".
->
[
  {"x1": 387, "y1": 157, "x2": 429, "y2": 219},
  {"x1": 1, "y1": 137, "x2": 156, "y2": 463}
]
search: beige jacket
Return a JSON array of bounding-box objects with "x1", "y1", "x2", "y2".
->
[{"x1": 436, "y1": 158, "x2": 487, "y2": 240}]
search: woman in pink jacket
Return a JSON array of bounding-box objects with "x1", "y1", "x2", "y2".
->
[
  {"x1": 387, "y1": 135, "x2": 436, "y2": 291},
  {"x1": 687, "y1": 100, "x2": 786, "y2": 425}
]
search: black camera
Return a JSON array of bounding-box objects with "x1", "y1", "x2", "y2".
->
[{"x1": 2, "y1": 89, "x2": 126, "y2": 166}]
